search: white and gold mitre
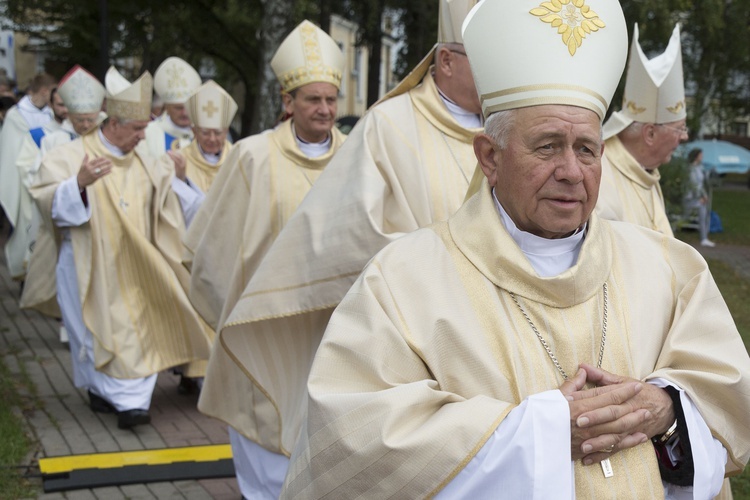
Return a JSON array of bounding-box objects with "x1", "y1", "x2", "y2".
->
[
  {"x1": 186, "y1": 80, "x2": 238, "y2": 130},
  {"x1": 380, "y1": 0, "x2": 478, "y2": 102},
  {"x1": 270, "y1": 20, "x2": 344, "y2": 93},
  {"x1": 463, "y1": 0, "x2": 628, "y2": 120},
  {"x1": 153, "y1": 57, "x2": 202, "y2": 104},
  {"x1": 603, "y1": 24, "x2": 686, "y2": 139},
  {"x1": 439, "y1": 0, "x2": 479, "y2": 44},
  {"x1": 57, "y1": 65, "x2": 105, "y2": 114},
  {"x1": 105, "y1": 66, "x2": 153, "y2": 121}
]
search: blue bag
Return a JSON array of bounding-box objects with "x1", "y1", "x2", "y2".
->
[{"x1": 709, "y1": 211, "x2": 723, "y2": 233}]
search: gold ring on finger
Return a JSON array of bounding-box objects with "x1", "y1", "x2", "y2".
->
[{"x1": 598, "y1": 445, "x2": 615, "y2": 453}]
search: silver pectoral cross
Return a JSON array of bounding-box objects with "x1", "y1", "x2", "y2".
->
[
  {"x1": 601, "y1": 458, "x2": 614, "y2": 478},
  {"x1": 119, "y1": 197, "x2": 129, "y2": 210}
]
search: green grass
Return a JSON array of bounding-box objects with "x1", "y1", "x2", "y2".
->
[{"x1": 0, "y1": 357, "x2": 36, "y2": 499}]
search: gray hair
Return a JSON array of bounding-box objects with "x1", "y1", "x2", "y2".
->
[
  {"x1": 620, "y1": 121, "x2": 644, "y2": 140},
  {"x1": 484, "y1": 110, "x2": 517, "y2": 149}
]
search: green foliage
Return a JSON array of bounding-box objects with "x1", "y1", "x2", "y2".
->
[
  {"x1": 659, "y1": 155, "x2": 691, "y2": 220},
  {"x1": 0, "y1": 358, "x2": 35, "y2": 499}
]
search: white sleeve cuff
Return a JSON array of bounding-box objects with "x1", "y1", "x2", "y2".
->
[
  {"x1": 51, "y1": 176, "x2": 91, "y2": 226},
  {"x1": 436, "y1": 389, "x2": 573, "y2": 499},
  {"x1": 171, "y1": 176, "x2": 205, "y2": 228},
  {"x1": 648, "y1": 378, "x2": 727, "y2": 499}
]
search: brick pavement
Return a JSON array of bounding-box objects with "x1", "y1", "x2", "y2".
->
[{"x1": 0, "y1": 228, "x2": 240, "y2": 499}]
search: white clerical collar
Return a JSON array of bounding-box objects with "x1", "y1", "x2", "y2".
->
[
  {"x1": 98, "y1": 128, "x2": 126, "y2": 157},
  {"x1": 165, "y1": 114, "x2": 193, "y2": 136},
  {"x1": 436, "y1": 87, "x2": 482, "y2": 129},
  {"x1": 492, "y1": 188, "x2": 586, "y2": 277},
  {"x1": 198, "y1": 143, "x2": 221, "y2": 165},
  {"x1": 292, "y1": 123, "x2": 331, "y2": 158},
  {"x1": 17, "y1": 95, "x2": 52, "y2": 129}
]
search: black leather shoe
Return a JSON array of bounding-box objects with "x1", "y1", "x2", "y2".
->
[
  {"x1": 117, "y1": 409, "x2": 151, "y2": 429},
  {"x1": 88, "y1": 391, "x2": 116, "y2": 414},
  {"x1": 177, "y1": 375, "x2": 201, "y2": 395}
]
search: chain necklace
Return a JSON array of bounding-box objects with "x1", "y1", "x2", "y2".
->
[
  {"x1": 508, "y1": 282, "x2": 608, "y2": 380},
  {"x1": 439, "y1": 133, "x2": 470, "y2": 185},
  {"x1": 510, "y1": 282, "x2": 613, "y2": 478}
]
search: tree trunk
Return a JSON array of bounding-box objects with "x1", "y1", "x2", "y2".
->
[
  {"x1": 251, "y1": 0, "x2": 294, "y2": 134},
  {"x1": 366, "y1": 0, "x2": 386, "y2": 107}
]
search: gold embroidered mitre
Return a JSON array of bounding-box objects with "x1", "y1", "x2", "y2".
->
[
  {"x1": 105, "y1": 66, "x2": 153, "y2": 121},
  {"x1": 270, "y1": 20, "x2": 345, "y2": 93},
  {"x1": 58, "y1": 65, "x2": 105, "y2": 114},
  {"x1": 186, "y1": 80, "x2": 238, "y2": 130},
  {"x1": 463, "y1": 0, "x2": 627, "y2": 120},
  {"x1": 153, "y1": 57, "x2": 202, "y2": 104},
  {"x1": 603, "y1": 24, "x2": 686, "y2": 139}
]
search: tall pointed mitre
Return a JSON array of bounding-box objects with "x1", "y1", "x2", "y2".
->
[
  {"x1": 105, "y1": 66, "x2": 153, "y2": 121},
  {"x1": 380, "y1": 0, "x2": 478, "y2": 102},
  {"x1": 153, "y1": 57, "x2": 202, "y2": 104},
  {"x1": 463, "y1": 0, "x2": 628, "y2": 121},
  {"x1": 603, "y1": 24, "x2": 686, "y2": 139},
  {"x1": 57, "y1": 65, "x2": 105, "y2": 114},
  {"x1": 186, "y1": 80, "x2": 238, "y2": 130},
  {"x1": 270, "y1": 20, "x2": 345, "y2": 93}
]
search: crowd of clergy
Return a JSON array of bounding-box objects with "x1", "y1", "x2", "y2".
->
[{"x1": 0, "y1": 0, "x2": 748, "y2": 498}]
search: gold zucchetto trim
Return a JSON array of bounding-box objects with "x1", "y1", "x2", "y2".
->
[{"x1": 530, "y1": 0, "x2": 606, "y2": 56}]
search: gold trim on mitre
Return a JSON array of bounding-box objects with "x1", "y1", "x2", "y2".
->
[
  {"x1": 603, "y1": 23, "x2": 686, "y2": 138},
  {"x1": 186, "y1": 80, "x2": 238, "y2": 130},
  {"x1": 58, "y1": 65, "x2": 105, "y2": 114},
  {"x1": 463, "y1": 0, "x2": 627, "y2": 120},
  {"x1": 377, "y1": 0, "x2": 478, "y2": 105},
  {"x1": 105, "y1": 66, "x2": 153, "y2": 121},
  {"x1": 154, "y1": 57, "x2": 202, "y2": 104},
  {"x1": 271, "y1": 20, "x2": 345, "y2": 93}
]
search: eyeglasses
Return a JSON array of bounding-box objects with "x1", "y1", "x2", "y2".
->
[{"x1": 657, "y1": 123, "x2": 688, "y2": 135}]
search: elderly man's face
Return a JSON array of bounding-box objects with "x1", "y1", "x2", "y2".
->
[
  {"x1": 166, "y1": 103, "x2": 191, "y2": 128},
  {"x1": 194, "y1": 127, "x2": 228, "y2": 155},
  {"x1": 69, "y1": 112, "x2": 100, "y2": 135},
  {"x1": 476, "y1": 105, "x2": 603, "y2": 239},
  {"x1": 107, "y1": 119, "x2": 149, "y2": 153},
  {"x1": 652, "y1": 119, "x2": 688, "y2": 167}
]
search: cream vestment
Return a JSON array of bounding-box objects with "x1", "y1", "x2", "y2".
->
[
  {"x1": 197, "y1": 69, "x2": 482, "y2": 463},
  {"x1": 283, "y1": 182, "x2": 750, "y2": 498},
  {"x1": 598, "y1": 135, "x2": 674, "y2": 236}
]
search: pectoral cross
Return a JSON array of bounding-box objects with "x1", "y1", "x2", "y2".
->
[
  {"x1": 119, "y1": 197, "x2": 129, "y2": 210},
  {"x1": 601, "y1": 458, "x2": 613, "y2": 478}
]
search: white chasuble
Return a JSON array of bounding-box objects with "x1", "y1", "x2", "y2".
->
[
  {"x1": 28, "y1": 133, "x2": 213, "y2": 378},
  {"x1": 282, "y1": 183, "x2": 750, "y2": 498},
  {"x1": 179, "y1": 139, "x2": 231, "y2": 194},
  {"x1": 597, "y1": 135, "x2": 674, "y2": 236},
  {"x1": 197, "y1": 69, "x2": 482, "y2": 459}
]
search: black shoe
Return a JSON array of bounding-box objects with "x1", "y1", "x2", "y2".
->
[
  {"x1": 117, "y1": 409, "x2": 151, "y2": 429},
  {"x1": 177, "y1": 375, "x2": 201, "y2": 395},
  {"x1": 88, "y1": 391, "x2": 116, "y2": 414}
]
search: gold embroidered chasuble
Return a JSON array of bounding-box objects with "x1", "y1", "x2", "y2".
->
[
  {"x1": 27, "y1": 133, "x2": 213, "y2": 378},
  {"x1": 183, "y1": 119, "x2": 346, "y2": 332},
  {"x1": 597, "y1": 136, "x2": 674, "y2": 236},
  {"x1": 196, "y1": 69, "x2": 482, "y2": 457},
  {"x1": 282, "y1": 184, "x2": 750, "y2": 498},
  {"x1": 177, "y1": 139, "x2": 231, "y2": 194}
]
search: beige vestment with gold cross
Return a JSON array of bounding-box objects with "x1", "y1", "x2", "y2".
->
[
  {"x1": 597, "y1": 135, "x2": 674, "y2": 236},
  {"x1": 27, "y1": 133, "x2": 213, "y2": 378},
  {"x1": 283, "y1": 182, "x2": 750, "y2": 498},
  {"x1": 197, "y1": 68, "x2": 482, "y2": 458}
]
